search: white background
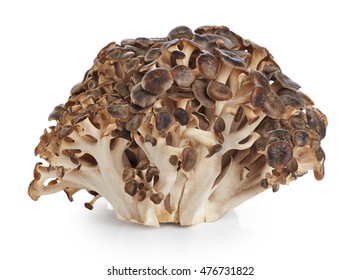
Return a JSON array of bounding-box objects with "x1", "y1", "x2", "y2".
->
[{"x1": 1, "y1": 0, "x2": 359, "y2": 279}]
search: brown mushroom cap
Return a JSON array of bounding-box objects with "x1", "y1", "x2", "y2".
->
[
  {"x1": 114, "y1": 83, "x2": 130, "y2": 98},
  {"x1": 107, "y1": 104, "x2": 130, "y2": 119},
  {"x1": 278, "y1": 94, "x2": 305, "y2": 109},
  {"x1": 192, "y1": 79, "x2": 215, "y2": 108},
  {"x1": 160, "y1": 38, "x2": 180, "y2": 53},
  {"x1": 137, "y1": 190, "x2": 146, "y2": 201},
  {"x1": 171, "y1": 50, "x2": 186, "y2": 60},
  {"x1": 207, "y1": 80, "x2": 233, "y2": 101},
  {"x1": 130, "y1": 83, "x2": 158, "y2": 108},
  {"x1": 150, "y1": 192, "x2": 165, "y2": 204},
  {"x1": 168, "y1": 26, "x2": 193, "y2": 40},
  {"x1": 58, "y1": 125, "x2": 74, "y2": 140},
  {"x1": 249, "y1": 70, "x2": 271, "y2": 93},
  {"x1": 125, "y1": 114, "x2": 143, "y2": 132},
  {"x1": 215, "y1": 48, "x2": 246, "y2": 69},
  {"x1": 124, "y1": 58, "x2": 141, "y2": 73},
  {"x1": 174, "y1": 108, "x2": 189, "y2": 126},
  {"x1": 267, "y1": 129, "x2": 292, "y2": 144},
  {"x1": 250, "y1": 85, "x2": 267, "y2": 108},
  {"x1": 306, "y1": 108, "x2": 326, "y2": 140},
  {"x1": 290, "y1": 113, "x2": 307, "y2": 129},
  {"x1": 48, "y1": 105, "x2": 66, "y2": 121},
  {"x1": 141, "y1": 68, "x2": 174, "y2": 95},
  {"x1": 192, "y1": 112, "x2": 210, "y2": 130},
  {"x1": 167, "y1": 86, "x2": 195, "y2": 101},
  {"x1": 292, "y1": 130, "x2": 310, "y2": 147},
  {"x1": 169, "y1": 155, "x2": 179, "y2": 166},
  {"x1": 261, "y1": 91, "x2": 286, "y2": 119},
  {"x1": 277, "y1": 88, "x2": 311, "y2": 109},
  {"x1": 171, "y1": 65, "x2": 195, "y2": 87},
  {"x1": 156, "y1": 109, "x2": 175, "y2": 132},
  {"x1": 193, "y1": 34, "x2": 234, "y2": 50},
  {"x1": 146, "y1": 166, "x2": 160, "y2": 182},
  {"x1": 122, "y1": 167, "x2": 136, "y2": 183},
  {"x1": 274, "y1": 71, "x2": 301, "y2": 91},
  {"x1": 144, "y1": 48, "x2": 161, "y2": 62},
  {"x1": 196, "y1": 52, "x2": 220, "y2": 79},
  {"x1": 214, "y1": 117, "x2": 226, "y2": 132},
  {"x1": 74, "y1": 113, "x2": 88, "y2": 125},
  {"x1": 267, "y1": 141, "x2": 293, "y2": 170},
  {"x1": 205, "y1": 144, "x2": 223, "y2": 158},
  {"x1": 124, "y1": 181, "x2": 138, "y2": 196},
  {"x1": 182, "y1": 147, "x2": 198, "y2": 171}
]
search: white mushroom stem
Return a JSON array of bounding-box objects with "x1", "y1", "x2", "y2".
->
[
  {"x1": 242, "y1": 104, "x2": 259, "y2": 123},
  {"x1": 205, "y1": 160, "x2": 272, "y2": 222},
  {"x1": 216, "y1": 64, "x2": 234, "y2": 84},
  {"x1": 211, "y1": 66, "x2": 236, "y2": 118},
  {"x1": 179, "y1": 148, "x2": 223, "y2": 225},
  {"x1": 177, "y1": 98, "x2": 190, "y2": 110},
  {"x1": 247, "y1": 47, "x2": 267, "y2": 70},
  {"x1": 181, "y1": 44, "x2": 197, "y2": 66},
  {"x1": 157, "y1": 45, "x2": 179, "y2": 69},
  {"x1": 222, "y1": 112, "x2": 266, "y2": 151},
  {"x1": 133, "y1": 134, "x2": 182, "y2": 197},
  {"x1": 182, "y1": 128, "x2": 218, "y2": 148},
  {"x1": 213, "y1": 101, "x2": 227, "y2": 118}
]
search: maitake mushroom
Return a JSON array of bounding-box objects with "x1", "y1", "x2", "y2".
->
[{"x1": 29, "y1": 25, "x2": 327, "y2": 226}]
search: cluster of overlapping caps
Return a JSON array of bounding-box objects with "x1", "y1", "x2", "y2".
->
[{"x1": 29, "y1": 25, "x2": 327, "y2": 226}]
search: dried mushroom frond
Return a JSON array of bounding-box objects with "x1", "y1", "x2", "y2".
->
[{"x1": 29, "y1": 25, "x2": 327, "y2": 226}]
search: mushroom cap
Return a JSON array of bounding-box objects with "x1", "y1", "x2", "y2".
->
[
  {"x1": 214, "y1": 117, "x2": 226, "y2": 132},
  {"x1": 144, "y1": 48, "x2": 161, "y2": 62},
  {"x1": 306, "y1": 108, "x2": 327, "y2": 140},
  {"x1": 146, "y1": 166, "x2": 160, "y2": 182},
  {"x1": 267, "y1": 129, "x2": 292, "y2": 144},
  {"x1": 215, "y1": 48, "x2": 246, "y2": 68},
  {"x1": 250, "y1": 85, "x2": 267, "y2": 108},
  {"x1": 141, "y1": 68, "x2": 174, "y2": 95},
  {"x1": 124, "y1": 181, "x2": 138, "y2": 196},
  {"x1": 156, "y1": 109, "x2": 175, "y2": 132},
  {"x1": 130, "y1": 83, "x2": 158, "y2": 108},
  {"x1": 249, "y1": 70, "x2": 271, "y2": 93},
  {"x1": 182, "y1": 147, "x2": 198, "y2": 171},
  {"x1": 292, "y1": 130, "x2": 310, "y2": 147},
  {"x1": 160, "y1": 38, "x2": 180, "y2": 53},
  {"x1": 207, "y1": 80, "x2": 233, "y2": 101},
  {"x1": 261, "y1": 91, "x2": 286, "y2": 119},
  {"x1": 167, "y1": 86, "x2": 195, "y2": 101},
  {"x1": 168, "y1": 26, "x2": 194, "y2": 40},
  {"x1": 107, "y1": 103, "x2": 129, "y2": 119},
  {"x1": 48, "y1": 104, "x2": 66, "y2": 121},
  {"x1": 171, "y1": 65, "x2": 195, "y2": 87},
  {"x1": 125, "y1": 114, "x2": 143, "y2": 132},
  {"x1": 192, "y1": 112, "x2": 210, "y2": 130},
  {"x1": 150, "y1": 192, "x2": 165, "y2": 204},
  {"x1": 192, "y1": 79, "x2": 215, "y2": 108},
  {"x1": 196, "y1": 52, "x2": 220, "y2": 80},
  {"x1": 124, "y1": 58, "x2": 141, "y2": 73},
  {"x1": 57, "y1": 125, "x2": 73, "y2": 140},
  {"x1": 274, "y1": 71, "x2": 301, "y2": 91},
  {"x1": 171, "y1": 50, "x2": 186, "y2": 60},
  {"x1": 122, "y1": 167, "x2": 136, "y2": 183},
  {"x1": 174, "y1": 108, "x2": 189, "y2": 126},
  {"x1": 267, "y1": 141, "x2": 293, "y2": 170}
]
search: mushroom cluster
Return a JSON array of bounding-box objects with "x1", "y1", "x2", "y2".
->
[{"x1": 29, "y1": 26, "x2": 327, "y2": 226}]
